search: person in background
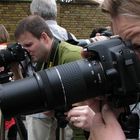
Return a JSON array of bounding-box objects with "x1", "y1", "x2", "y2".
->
[
  {"x1": 0, "y1": 24, "x2": 10, "y2": 83},
  {"x1": 0, "y1": 24, "x2": 9, "y2": 46},
  {"x1": 89, "y1": 26, "x2": 112, "y2": 38},
  {"x1": 0, "y1": 24, "x2": 27, "y2": 140},
  {"x1": 30, "y1": 0, "x2": 76, "y2": 41},
  {"x1": 14, "y1": 15, "x2": 83, "y2": 140},
  {"x1": 0, "y1": 24, "x2": 17, "y2": 140},
  {"x1": 77, "y1": 26, "x2": 112, "y2": 47}
]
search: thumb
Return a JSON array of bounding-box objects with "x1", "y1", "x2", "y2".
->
[{"x1": 102, "y1": 104, "x2": 121, "y2": 127}]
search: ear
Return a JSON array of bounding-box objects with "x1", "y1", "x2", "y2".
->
[{"x1": 40, "y1": 32, "x2": 49, "y2": 42}]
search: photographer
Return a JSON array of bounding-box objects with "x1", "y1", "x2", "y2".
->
[
  {"x1": 29, "y1": 0, "x2": 78, "y2": 139},
  {"x1": 0, "y1": 24, "x2": 27, "y2": 140},
  {"x1": 14, "y1": 15, "x2": 83, "y2": 140},
  {"x1": 0, "y1": 24, "x2": 10, "y2": 83},
  {"x1": 101, "y1": 0, "x2": 140, "y2": 139},
  {"x1": 0, "y1": 24, "x2": 18, "y2": 140},
  {"x1": 67, "y1": 0, "x2": 140, "y2": 139}
]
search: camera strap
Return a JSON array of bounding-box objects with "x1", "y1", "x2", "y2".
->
[
  {"x1": 47, "y1": 38, "x2": 60, "y2": 68},
  {"x1": 36, "y1": 39, "x2": 60, "y2": 71}
]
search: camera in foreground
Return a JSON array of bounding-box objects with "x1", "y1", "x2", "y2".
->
[{"x1": 0, "y1": 37, "x2": 140, "y2": 118}]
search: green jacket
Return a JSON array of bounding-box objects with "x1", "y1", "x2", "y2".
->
[
  {"x1": 57, "y1": 41, "x2": 82, "y2": 65},
  {"x1": 36, "y1": 40, "x2": 83, "y2": 70}
]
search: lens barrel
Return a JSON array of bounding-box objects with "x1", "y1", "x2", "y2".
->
[{"x1": 0, "y1": 59, "x2": 105, "y2": 118}]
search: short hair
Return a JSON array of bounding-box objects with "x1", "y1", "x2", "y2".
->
[
  {"x1": 30, "y1": 0, "x2": 57, "y2": 20},
  {"x1": 14, "y1": 15, "x2": 53, "y2": 40},
  {"x1": 0, "y1": 24, "x2": 9, "y2": 43},
  {"x1": 90, "y1": 27, "x2": 109, "y2": 38},
  {"x1": 90, "y1": 27, "x2": 112, "y2": 38}
]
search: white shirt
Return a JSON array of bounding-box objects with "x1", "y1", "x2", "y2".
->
[{"x1": 46, "y1": 20, "x2": 77, "y2": 41}]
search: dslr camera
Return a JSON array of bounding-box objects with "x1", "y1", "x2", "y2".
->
[
  {"x1": 0, "y1": 37, "x2": 140, "y2": 138},
  {"x1": 0, "y1": 37, "x2": 139, "y2": 117},
  {"x1": 0, "y1": 43, "x2": 26, "y2": 67},
  {"x1": 0, "y1": 43, "x2": 26, "y2": 84}
]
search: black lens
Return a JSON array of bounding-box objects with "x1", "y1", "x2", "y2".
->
[
  {"x1": 41, "y1": 59, "x2": 106, "y2": 109},
  {"x1": 0, "y1": 59, "x2": 106, "y2": 118},
  {"x1": 0, "y1": 49, "x2": 14, "y2": 66}
]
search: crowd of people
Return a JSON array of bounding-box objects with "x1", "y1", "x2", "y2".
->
[{"x1": 1, "y1": 0, "x2": 140, "y2": 140}]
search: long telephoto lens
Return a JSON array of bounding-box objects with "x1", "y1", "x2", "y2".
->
[
  {"x1": 0, "y1": 38, "x2": 140, "y2": 118},
  {"x1": 0, "y1": 59, "x2": 106, "y2": 118}
]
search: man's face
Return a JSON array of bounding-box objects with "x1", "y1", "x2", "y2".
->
[
  {"x1": 112, "y1": 15, "x2": 140, "y2": 59},
  {"x1": 17, "y1": 31, "x2": 50, "y2": 62}
]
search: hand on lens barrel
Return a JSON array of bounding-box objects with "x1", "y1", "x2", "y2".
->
[
  {"x1": 67, "y1": 99, "x2": 100, "y2": 131},
  {"x1": 89, "y1": 104, "x2": 126, "y2": 140},
  {"x1": 67, "y1": 105, "x2": 96, "y2": 131}
]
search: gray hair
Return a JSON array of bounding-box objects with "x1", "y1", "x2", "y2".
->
[{"x1": 30, "y1": 0, "x2": 57, "y2": 20}]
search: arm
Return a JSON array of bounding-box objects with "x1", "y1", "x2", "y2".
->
[
  {"x1": 67, "y1": 103, "x2": 126, "y2": 140},
  {"x1": 67, "y1": 98, "x2": 100, "y2": 131},
  {"x1": 89, "y1": 104, "x2": 126, "y2": 140}
]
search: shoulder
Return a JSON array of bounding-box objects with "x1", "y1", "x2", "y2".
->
[
  {"x1": 60, "y1": 41, "x2": 82, "y2": 50},
  {"x1": 58, "y1": 41, "x2": 83, "y2": 64}
]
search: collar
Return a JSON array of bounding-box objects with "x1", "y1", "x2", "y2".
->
[{"x1": 46, "y1": 20, "x2": 57, "y2": 25}]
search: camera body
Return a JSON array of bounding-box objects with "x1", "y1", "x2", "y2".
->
[
  {"x1": 0, "y1": 43, "x2": 26, "y2": 83},
  {"x1": 0, "y1": 43, "x2": 26, "y2": 67},
  {"x1": 85, "y1": 37, "x2": 140, "y2": 107}
]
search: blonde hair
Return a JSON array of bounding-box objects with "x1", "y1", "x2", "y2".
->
[
  {"x1": 101, "y1": 0, "x2": 140, "y2": 18},
  {"x1": 0, "y1": 24, "x2": 9, "y2": 43}
]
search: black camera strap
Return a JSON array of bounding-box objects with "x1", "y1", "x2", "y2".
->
[{"x1": 47, "y1": 38, "x2": 60, "y2": 68}]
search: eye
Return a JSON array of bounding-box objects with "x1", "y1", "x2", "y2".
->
[{"x1": 24, "y1": 43, "x2": 32, "y2": 48}]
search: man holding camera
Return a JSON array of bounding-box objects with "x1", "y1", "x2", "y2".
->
[
  {"x1": 14, "y1": 15, "x2": 83, "y2": 140},
  {"x1": 67, "y1": 0, "x2": 140, "y2": 139}
]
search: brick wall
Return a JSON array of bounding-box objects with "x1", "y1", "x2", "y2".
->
[
  {"x1": 0, "y1": 1, "x2": 110, "y2": 41},
  {"x1": 58, "y1": 3, "x2": 110, "y2": 39},
  {"x1": 0, "y1": 2, "x2": 30, "y2": 41}
]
